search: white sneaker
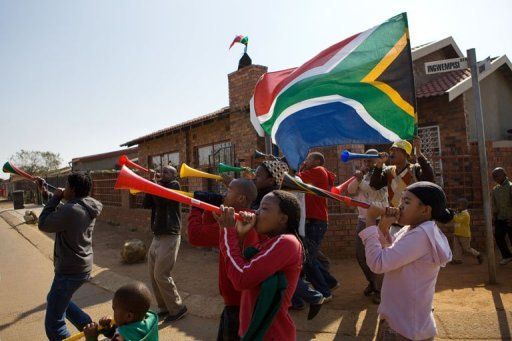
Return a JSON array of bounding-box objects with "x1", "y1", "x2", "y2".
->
[
  {"x1": 323, "y1": 295, "x2": 333, "y2": 303},
  {"x1": 499, "y1": 257, "x2": 512, "y2": 265}
]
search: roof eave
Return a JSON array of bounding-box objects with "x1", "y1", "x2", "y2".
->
[
  {"x1": 447, "y1": 55, "x2": 512, "y2": 101},
  {"x1": 412, "y1": 36, "x2": 464, "y2": 61},
  {"x1": 120, "y1": 107, "x2": 231, "y2": 147}
]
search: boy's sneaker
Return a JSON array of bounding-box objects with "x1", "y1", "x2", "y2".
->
[
  {"x1": 307, "y1": 296, "x2": 325, "y2": 320},
  {"x1": 290, "y1": 304, "x2": 305, "y2": 311},
  {"x1": 477, "y1": 254, "x2": 484, "y2": 265},
  {"x1": 499, "y1": 257, "x2": 512, "y2": 265},
  {"x1": 157, "y1": 308, "x2": 169, "y2": 317},
  {"x1": 323, "y1": 295, "x2": 333, "y2": 303},
  {"x1": 165, "y1": 306, "x2": 188, "y2": 323},
  {"x1": 330, "y1": 282, "x2": 341, "y2": 291}
]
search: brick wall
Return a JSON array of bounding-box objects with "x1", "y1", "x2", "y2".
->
[{"x1": 228, "y1": 64, "x2": 267, "y2": 111}]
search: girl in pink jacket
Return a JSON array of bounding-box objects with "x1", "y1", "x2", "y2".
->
[{"x1": 359, "y1": 181, "x2": 453, "y2": 340}]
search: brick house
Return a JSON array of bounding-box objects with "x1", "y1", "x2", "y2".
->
[
  {"x1": 95, "y1": 37, "x2": 512, "y2": 258},
  {"x1": 71, "y1": 147, "x2": 138, "y2": 172}
]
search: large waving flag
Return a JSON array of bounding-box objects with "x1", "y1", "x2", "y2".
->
[{"x1": 250, "y1": 13, "x2": 416, "y2": 169}]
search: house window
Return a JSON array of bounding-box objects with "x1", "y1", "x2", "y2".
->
[
  {"x1": 149, "y1": 152, "x2": 180, "y2": 170},
  {"x1": 418, "y1": 125, "x2": 443, "y2": 187},
  {"x1": 195, "y1": 141, "x2": 233, "y2": 194},
  {"x1": 197, "y1": 141, "x2": 233, "y2": 167}
]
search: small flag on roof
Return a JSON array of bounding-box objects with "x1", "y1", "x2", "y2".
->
[{"x1": 229, "y1": 35, "x2": 249, "y2": 50}]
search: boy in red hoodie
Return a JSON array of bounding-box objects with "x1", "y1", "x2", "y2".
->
[
  {"x1": 216, "y1": 190, "x2": 303, "y2": 341},
  {"x1": 297, "y1": 152, "x2": 338, "y2": 299},
  {"x1": 187, "y1": 178, "x2": 258, "y2": 341}
]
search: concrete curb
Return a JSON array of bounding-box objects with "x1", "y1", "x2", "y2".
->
[{"x1": 0, "y1": 208, "x2": 223, "y2": 319}]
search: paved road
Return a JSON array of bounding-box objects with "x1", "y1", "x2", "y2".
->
[
  {"x1": 0, "y1": 216, "x2": 113, "y2": 340},
  {"x1": 0, "y1": 215, "x2": 221, "y2": 341}
]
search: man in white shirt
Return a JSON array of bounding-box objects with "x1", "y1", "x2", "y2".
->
[{"x1": 347, "y1": 149, "x2": 388, "y2": 304}]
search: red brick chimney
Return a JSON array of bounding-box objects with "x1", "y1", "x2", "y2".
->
[{"x1": 228, "y1": 64, "x2": 268, "y2": 111}]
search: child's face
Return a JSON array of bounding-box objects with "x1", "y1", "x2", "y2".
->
[
  {"x1": 398, "y1": 191, "x2": 430, "y2": 226},
  {"x1": 223, "y1": 182, "x2": 242, "y2": 207},
  {"x1": 255, "y1": 193, "x2": 287, "y2": 235},
  {"x1": 253, "y1": 166, "x2": 275, "y2": 190},
  {"x1": 112, "y1": 297, "x2": 134, "y2": 327}
]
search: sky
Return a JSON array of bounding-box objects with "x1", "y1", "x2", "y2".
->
[{"x1": 1, "y1": 0, "x2": 511, "y2": 179}]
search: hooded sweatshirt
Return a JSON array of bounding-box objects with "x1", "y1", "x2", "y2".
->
[
  {"x1": 359, "y1": 220, "x2": 452, "y2": 340},
  {"x1": 297, "y1": 166, "x2": 336, "y2": 221},
  {"x1": 39, "y1": 194, "x2": 103, "y2": 275}
]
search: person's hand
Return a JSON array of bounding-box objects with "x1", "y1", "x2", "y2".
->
[
  {"x1": 98, "y1": 316, "x2": 113, "y2": 328},
  {"x1": 213, "y1": 205, "x2": 236, "y2": 228},
  {"x1": 375, "y1": 152, "x2": 389, "y2": 168},
  {"x1": 34, "y1": 177, "x2": 47, "y2": 191},
  {"x1": 236, "y1": 211, "x2": 257, "y2": 239},
  {"x1": 354, "y1": 170, "x2": 364, "y2": 182},
  {"x1": 366, "y1": 205, "x2": 385, "y2": 224},
  {"x1": 83, "y1": 322, "x2": 99, "y2": 339},
  {"x1": 379, "y1": 207, "x2": 400, "y2": 232},
  {"x1": 413, "y1": 137, "x2": 422, "y2": 155},
  {"x1": 221, "y1": 174, "x2": 234, "y2": 187},
  {"x1": 53, "y1": 188, "x2": 65, "y2": 200}
]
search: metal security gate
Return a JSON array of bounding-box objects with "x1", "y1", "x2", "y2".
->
[{"x1": 418, "y1": 125, "x2": 443, "y2": 187}]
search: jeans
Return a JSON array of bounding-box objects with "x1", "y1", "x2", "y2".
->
[
  {"x1": 45, "y1": 272, "x2": 92, "y2": 340},
  {"x1": 495, "y1": 220, "x2": 512, "y2": 259},
  {"x1": 304, "y1": 220, "x2": 337, "y2": 297},
  {"x1": 291, "y1": 277, "x2": 324, "y2": 308}
]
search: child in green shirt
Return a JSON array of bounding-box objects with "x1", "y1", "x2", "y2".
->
[{"x1": 83, "y1": 282, "x2": 158, "y2": 341}]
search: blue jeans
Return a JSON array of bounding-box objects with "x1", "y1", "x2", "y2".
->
[
  {"x1": 291, "y1": 277, "x2": 324, "y2": 308},
  {"x1": 304, "y1": 220, "x2": 337, "y2": 297},
  {"x1": 45, "y1": 272, "x2": 92, "y2": 340}
]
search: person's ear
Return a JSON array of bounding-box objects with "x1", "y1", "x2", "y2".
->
[
  {"x1": 279, "y1": 212, "x2": 288, "y2": 229},
  {"x1": 126, "y1": 311, "x2": 134, "y2": 322},
  {"x1": 237, "y1": 194, "x2": 247, "y2": 206},
  {"x1": 423, "y1": 205, "x2": 432, "y2": 220}
]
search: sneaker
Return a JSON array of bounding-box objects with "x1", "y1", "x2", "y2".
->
[
  {"x1": 157, "y1": 308, "x2": 169, "y2": 317},
  {"x1": 323, "y1": 295, "x2": 333, "y2": 303},
  {"x1": 499, "y1": 257, "x2": 512, "y2": 265},
  {"x1": 307, "y1": 297, "x2": 325, "y2": 320},
  {"x1": 312, "y1": 296, "x2": 326, "y2": 305},
  {"x1": 330, "y1": 282, "x2": 341, "y2": 291},
  {"x1": 164, "y1": 306, "x2": 188, "y2": 323},
  {"x1": 372, "y1": 293, "x2": 381, "y2": 305},
  {"x1": 477, "y1": 254, "x2": 484, "y2": 265},
  {"x1": 363, "y1": 284, "x2": 373, "y2": 297},
  {"x1": 290, "y1": 304, "x2": 305, "y2": 311}
]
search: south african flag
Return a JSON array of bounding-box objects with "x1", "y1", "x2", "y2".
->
[{"x1": 250, "y1": 13, "x2": 417, "y2": 169}]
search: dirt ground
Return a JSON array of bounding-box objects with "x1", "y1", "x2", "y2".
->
[
  {"x1": 91, "y1": 219, "x2": 512, "y2": 339},
  {"x1": 2, "y1": 198, "x2": 512, "y2": 339}
]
